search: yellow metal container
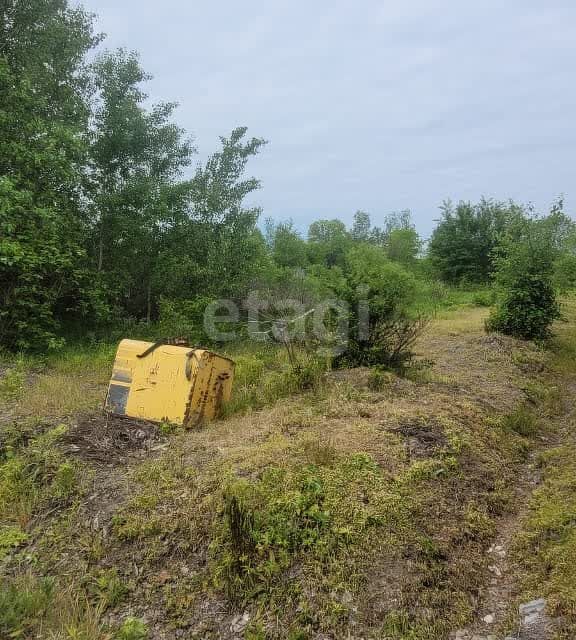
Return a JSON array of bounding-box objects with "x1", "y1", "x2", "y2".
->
[{"x1": 105, "y1": 340, "x2": 234, "y2": 426}]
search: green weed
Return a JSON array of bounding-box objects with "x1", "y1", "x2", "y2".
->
[
  {"x1": 92, "y1": 568, "x2": 129, "y2": 609},
  {"x1": 222, "y1": 345, "x2": 326, "y2": 415},
  {"x1": 500, "y1": 405, "x2": 539, "y2": 437},
  {"x1": 0, "y1": 362, "x2": 26, "y2": 402},
  {"x1": 116, "y1": 616, "x2": 148, "y2": 640},
  {"x1": 367, "y1": 366, "x2": 395, "y2": 390},
  {"x1": 0, "y1": 424, "x2": 81, "y2": 525},
  {"x1": 0, "y1": 525, "x2": 29, "y2": 560},
  {"x1": 0, "y1": 574, "x2": 54, "y2": 637}
]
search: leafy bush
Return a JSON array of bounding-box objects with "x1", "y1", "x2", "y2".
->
[
  {"x1": 471, "y1": 288, "x2": 495, "y2": 307},
  {"x1": 336, "y1": 245, "x2": 427, "y2": 369},
  {"x1": 428, "y1": 199, "x2": 519, "y2": 284},
  {"x1": 487, "y1": 216, "x2": 561, "y2": 341},
  {"x1": 370, "y1": 314, "x2": 429, "y2": 370},
  {"x1": 486, "y1": 273, "x2": 560, "y2": 340},
  {"x1": 157, "y1": 296, "x2": 216, "y2": 344},
  {"x1": 553, "y1": 253, "x2": 576, "y2": 293}
]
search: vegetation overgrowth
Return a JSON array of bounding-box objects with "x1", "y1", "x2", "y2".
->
[
  {"x1": 2, "y1": 2, "x2": 576, "y2": 639},
  {"x1": 2, "y1": 1, "x2": 575, "y2": 357},
  {"x1": 0, "y1": 302, "x2": 575, "y2": 638}
]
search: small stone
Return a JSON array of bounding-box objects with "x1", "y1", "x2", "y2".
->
[
  {"x1": 519, "y1": 598, "x2": 546, "y2": 617},
  {"x1": 482, "y1": 613, "x2": 495, "y2": 624},
  {"x1": 488, "y1": 564, "x2": 502, "y2": 577},
  {"x1": 524, "y1": 612, "x2": 542, "y2": 626},
  {"x1": 230, "y1": 612, "x2": 250, "y2": 634}
]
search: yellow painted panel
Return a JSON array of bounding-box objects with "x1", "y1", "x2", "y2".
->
[{"x1": 105, "y1": 340, "x2": 234, "y2": 426}]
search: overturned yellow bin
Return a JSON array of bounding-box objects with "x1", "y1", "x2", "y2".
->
[{"x1": 105, "y1": 340, "x2": 234, "y2": 427}]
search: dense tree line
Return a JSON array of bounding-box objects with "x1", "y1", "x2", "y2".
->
[
  {"x1": 0, "y1": 1, "x2": 267, "y2": 349},
  {"x1": 1, "y1": 0, "x2": 575, "y2": 352}
]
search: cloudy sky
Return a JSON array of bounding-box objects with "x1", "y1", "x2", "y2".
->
[{"x1": 85, "y1": 0, "x2": 576, "y2": 237}]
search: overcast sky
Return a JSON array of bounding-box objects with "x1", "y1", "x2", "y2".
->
[{"x1": 85, "y1": 0, "x2": 576, "y2": 237}]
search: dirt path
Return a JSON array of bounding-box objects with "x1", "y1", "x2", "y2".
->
[
  {"x1": 451, "y1": 456, "x2": 545, "y2": 639},
  {"x1": 452, "y1": 376, "x2": 576, "y2": 640}
]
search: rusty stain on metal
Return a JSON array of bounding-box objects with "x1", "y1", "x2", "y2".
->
[{"x1": 104, "y1": 340, "x2": 235, "y2": 427}]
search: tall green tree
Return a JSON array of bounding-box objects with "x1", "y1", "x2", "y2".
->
[
  {"x1": 308, "y1": 219, "x2": 351, "y2": 268},
  {"x1": 157, "y1": 128, "x2": 268, "y2": 303},
  {"x1": 87, "y1": 49, "x2": 195, "y2": 320},
  {"x1": 350, "y1": 210, "x2": 371, "y2": 242},
  {"x1": 428, "y1": 199, "x2": 520, "y2": 284},
  {"x1": 265, "y1": 220, "x2": 309, "y2": 269},
  {"x1": 0, "y1": 0, "x2": 99, "y2": 349}
]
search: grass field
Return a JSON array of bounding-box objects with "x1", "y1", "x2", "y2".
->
[{"x1": 0, "y1": 301, "x2": 575, "y2": 639}]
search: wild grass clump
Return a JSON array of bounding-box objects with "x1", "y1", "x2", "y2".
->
[
  {"x1": 0, "y1": 361, "x2": 26, "y2": 402},
  {"x1": 91, "y1": 568, "x2": 129, "y2": 609},
  {"x1": 222, "y1": 345, "x2": 327, "y2": 415},
  {"x1": 214, "y1": 467, "x2": 335, "y2": 599},
  {"x1": 0, "y1": 424, "x2": 82, "y2": 527},
  {"x1": 0, "y1": 573, "x2": 110, "y2": 639},
  {"x1": 210, "y1": 452, "x2": 417, "y2": 614},
  {"x1": 500, "y1": 405, "x2": 539, "y2": 437},
  {"x1": 367, "y1": 367, "x2": 395, "y2": 390},
  {"x1": 523, "y1": 380, "x2": 564, "y2": 417},
  {"x1": 302, "y1": 437, "x2": 338, "y2": 467},
  {"x1": 0, "y1": 343, "x2": 114, "y2": 420},
  {"x1": 0, "y1": 574, "x2": 54, "y2": 637}
]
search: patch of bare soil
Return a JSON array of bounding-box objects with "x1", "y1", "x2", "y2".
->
[
  {"x1": 389, "y1": 417, "x2": 448, "y2": 460},
  {"x1": 62, "y1": 413, "x2": 166, "y2": 464},
  {"x1": 419, "y1": 331, "x2": 538, "y2": 412}
]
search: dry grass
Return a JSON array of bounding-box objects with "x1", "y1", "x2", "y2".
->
[
  {"x1": 428, "y1": 306, "x2": 490, "y2": 336},
  {"x1": 17, "y1": 372, "x2": 107, "y2": 419},
  {"x1": 1, "y1": 304, "x2": 574, "y2": 639},
  {"x1": 0, "y1": 345, "x2": 113, "y2": 423}
]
